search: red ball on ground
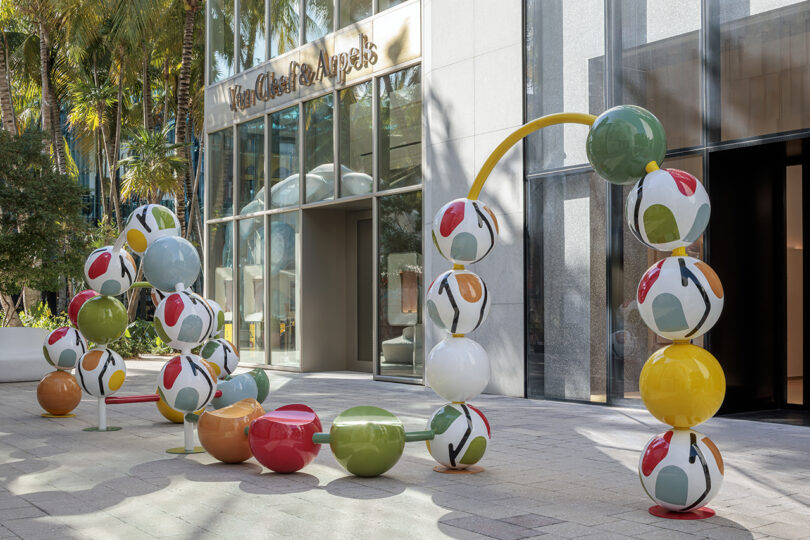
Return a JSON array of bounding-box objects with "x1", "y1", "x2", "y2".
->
[
  {"x1": 68, "y1": 289, "x2": 99, "y2": 327},
  {"x1": 248, "y1": 404, "x2": 322, "y2": 473}
]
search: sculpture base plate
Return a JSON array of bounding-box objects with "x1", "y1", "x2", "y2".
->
[
  {"x1": 649, "y1": 505, "x2": 715, "y2": 520},
  {"x1": 167, "y1": 446, "x2": 205, "y2": 455},
  {"x1": 433, "y1": 465, "x2": 485, "y2": 475},
  {"x1": 41, "y1": 413, "x2": 76, "y2": 418},
  {"x1": 82, "y1": 426, "x2": 122, "y2": 432}
]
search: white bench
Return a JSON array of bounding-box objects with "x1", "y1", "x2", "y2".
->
[{"x1": 0, "y1": 327, "x2": 51, "y2": 382}]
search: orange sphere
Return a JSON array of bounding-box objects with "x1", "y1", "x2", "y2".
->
[
  {"x1": 37, "y1": 371, "x2": 82, "y2": 416},
  {"x1": 198, "y1": 399, "x2": 265, "y2": 463}
]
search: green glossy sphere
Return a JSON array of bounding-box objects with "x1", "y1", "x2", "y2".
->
[
  {"x1": 586, "y1": 105, "x2": 666, "y2": 185},
  {"x1": 329, "y1": 406, "x2": 405, "y2": 477},
  {"x1": 76, "y1": 295, "x2": 128, "y2": 344}
]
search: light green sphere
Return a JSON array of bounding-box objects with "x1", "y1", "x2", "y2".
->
[{"x1": 76, "y1": 295, "x2": 128, "y2": 344}]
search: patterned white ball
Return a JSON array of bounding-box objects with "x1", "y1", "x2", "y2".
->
[
  {"x1": 639, "y1": 428, "x2": 724, "y2": 512},
  {"x1": 426, "y1": 403, "x2": 491, "y2": 469},
  {"x1": 157, "y1": 355, "x2": 218, "y2": 413},
  {"x1": 75, "y1": 348, "x2": 126, "y2": 397},
  {"x1": 431, "y1": 198, "x2": 499, "y2": 265},
  {"x1": 200, "y1": 338, "x2": 239, "y2": 379},
  {"x1": 150, "y1": 287, "x2": 168, "y2": 308},
  {"x1": 205, "y1": 299, "x2": 226, "y2": 339},
  {"x1": 626, "y1": 168, "x2": 710, "y2": 251},
  {"x1": 154, "y1": 291, "x2": 215, "y2": 352},
  {"x1": 638, "y1": 256, "x2": 724, "y2": 341},
  {"x1": 43, "y1": 327, "x2": 87, "y2": 370},
  {"x1": 123, "y1": 204, "x2": 181, "y2": 255},
  {"x1": 426, "y1": 337, "x2": 490, "y2": 402},
  {"x1": 84, "y1": 246, "x2": 136, "y2": 296},
  {"x1": 426, "y1": 270, "x2": 490, "y2": 334}
]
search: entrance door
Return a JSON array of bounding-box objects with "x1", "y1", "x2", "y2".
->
[{"x1": 708, "y1": 138, "x2": 809, "y2": 413}]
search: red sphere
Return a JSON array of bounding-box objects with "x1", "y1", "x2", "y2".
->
[
  {"x1": 68, "y1": 289, "x2": 99, "y2": 327},
  {"x1": 248, "y1": 404, "x2": 322, "y2": 473}
]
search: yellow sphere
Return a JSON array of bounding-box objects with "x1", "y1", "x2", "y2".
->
[{"x1": 639, "y1": 343, "x2": 725, "y2": 428}]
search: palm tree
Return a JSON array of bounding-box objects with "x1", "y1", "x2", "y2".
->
[{"x1": 118, "y1": 124, "x2": 186, "y2": 203}]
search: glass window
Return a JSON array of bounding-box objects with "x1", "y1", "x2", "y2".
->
[
  {"x1": 270, "y1": 0, "x2": 299, "y2": 57},
  {"x1": 209, "y1": 0, "x2": 235, "y2": 83},
  {"x1": 339, "y1": 81, "x2": 373, "y2": 197},
  {"x1": 239, "y1": 0, "x2": 267, "y2": 72},
  {"x1": 270, "y1": 211, "x2": 300, "y2": 367},
  {"x1": 339, "y1": 0, "x2": 372, "y2": 28},
  {"x1": 304, "y1": 0, "x2": 333, "y2": 43},
  {"x1": 237, "y1": 217, "x2": 265, "y2": 364},
  {"x1": 526, "y1": 171, "x2": 607, "y2": 401},
  {"x1": 378, "y1": 66, "x2": 422, "y2": 191},
  {"x1": 378, "y1": 191, "x2": 423, "y2": 378},
  {"x1": 303, "y1": 94, "x2": 334, "y2": 203},
  {"x1": 208, "y1": 222, "x2": 234, "y2": 342},
  {"x1": 611, "y1": 155, "x2": 704, "y2": 402},
  {"x1": 208, "y1": 128, "x2": 234, "y2": 219},
  {"x1": 619, "y1": 0, "x2": 701, "y2": 149},
  {"x1": 525, "y1": 0, "x2": 604, "y2": 173},
  {"x1": 270, "y1": 106, "x2": 300, "y2": 208},
  {"x1": 717, "y1": 1, "x2": 810, "y2": 141},
  {"x1": 379, "y1": 0, "x2": 406, "y2": 10},
  {"x1": 238, "y1": 118, "x2": 265, "y2": 215}
]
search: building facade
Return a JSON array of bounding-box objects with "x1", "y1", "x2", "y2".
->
[{"x1": 204, "y1": 0, "x2": 809, "y2": 415}]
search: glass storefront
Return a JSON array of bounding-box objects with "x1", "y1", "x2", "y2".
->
[
  {"x1": 379, "y1": 66, "x2": 422, "y2": 191},
  {"x1": 526, "y1": 0, "x2": 810, "y2": 408},
  {"x1": 338, "y1": 82, "x2": 373, "y2": 197},
  {"x1": 269, "y1": 212, "x2": 299, "y2": 367},
  {"x1": 237, "y1": 216, "x2": 265, "y2": 363},
  {"x1": 303, "y1": 94, "x2": 334, "y2": 203}
]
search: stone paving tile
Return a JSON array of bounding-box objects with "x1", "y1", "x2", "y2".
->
[{"x1": 1, "y1": 361, "x2": 809, "y2": 539}]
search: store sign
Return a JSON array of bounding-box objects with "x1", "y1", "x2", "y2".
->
[{"x1": 229, "y1": 33, "x2": 378, "y2": 112}]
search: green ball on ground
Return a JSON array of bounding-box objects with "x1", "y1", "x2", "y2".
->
[{"x1": 329, "y1": 406, "x2": 405, "y2": 477}]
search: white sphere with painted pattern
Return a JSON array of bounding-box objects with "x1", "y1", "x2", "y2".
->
[
  {"x1": 154, "y1": 291, "x2": 216, "y2": 352},
  {"x1": 157, "y1": 354, "x2": 218, "y2": 413},
  {"x1": 426, "y1": 270, "x2": 490, "y2": 334},
  {"x1": 123, "y1": 204, "x2": 181, "y2": 255},
  {"x1": 431, "y1": 198, "x2": 499, "y2": 265},
  {"x1": 75, "y1": 348, "x2": 126, "y2": 398},
  {"x1": 200, "y1": 338, "x2": 239, "y2": 379},
  {"x1": 83, "y1": 246, "x2": 136, "y2": 296},
  {"x1": 426, "y1": 403, "x2": 491, "y2": 470}
]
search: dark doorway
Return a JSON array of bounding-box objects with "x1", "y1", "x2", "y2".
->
[{"x1": 708, "y1": 138, "x2": 809, "y2": 414}]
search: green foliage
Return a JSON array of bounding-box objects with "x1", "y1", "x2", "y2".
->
[
  {"x1": 109, "y1": 319, "x2": 172, "y2": 358},
  {"x1": 119, "y1": 124, "x2": 187, "y2": 200},
  {"x1": 18, "y1": 302, "x2": 70, "y2": 330},
  {"x1": 0, "y1": 130, "x2": 90, "y2": 296}
]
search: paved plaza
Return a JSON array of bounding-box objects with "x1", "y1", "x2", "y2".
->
[{"x1": 1, "y1": 361, "x2": 809, "y2": 539}]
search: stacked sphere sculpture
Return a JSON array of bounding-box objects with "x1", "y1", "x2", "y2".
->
[
  {"x1": 426, "y1": 198, "x2": 497, "y2": 471},
  {"x1": 587, "y1": 105, "x2": 726, "y2": 517}
]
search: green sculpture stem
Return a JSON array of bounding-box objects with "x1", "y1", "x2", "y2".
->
[{"x1": 404, "y1": 430, "x2": 434, "y2": 442}]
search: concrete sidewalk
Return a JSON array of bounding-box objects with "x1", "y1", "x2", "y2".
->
[{"x1": 1, "y1": 360, "x2": 809, "y2": 539}]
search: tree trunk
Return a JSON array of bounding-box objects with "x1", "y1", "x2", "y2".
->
[
  {"x1": 185, "y1": 138, "x2": 204, "y2": 241},
  {"x1": 38, "y1": 21, "x2": 53, "y2": 151},
  {"x1": 96, "y1": 128, "x2": 108, "y2": 219},
  {"x1": 0, "y1": 293, "x2": 22, "y2": 327},
  {"x1": 174, "y1": 0, "x2": 200, "y2": 236},
  {"x1": 143, "y1": 44, "x2": 153, "y2": 131},
  {"x1": 110, "y1": 62, "x2": 124, "y2": 229},
  {"x1": 126, "y1": 263, "x2": 144, "y2": 322},
  {"x1": 0, "y1": 31, "x2": 18, "y2": 135},
  {"x1": 163, "y1": 57, "x2": 170, "y2": 126},
  {"x1": 49, "y1": 84, "x2": 67, "y2": 175}
]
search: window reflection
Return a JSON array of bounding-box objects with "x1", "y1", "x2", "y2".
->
[
  {"x1": 339, "y1": 81, "x2": 373, "y2": 197},
  {"x1": 378, "y1": 191, "x2": 423, "y2": 378},
  {"x1": 270, "y1": 105, "x2": 300, "y2": 208},
  {"x1": 238, "y1": 217, "x2": 265, "y2": 363},
  {"x1": 270, "y1": 0, "x2": 299, "y2": 57},
  {"x1": 238, "y1": 118, "x2": 264, "y2": 215},
  {"x1": 304, "y1": 0, "x2": 333, "y2": 43},
  {"x1": 270, "y1": 212, "x2": 299, "y2": 367},
  {"x1": 239, "y1": 0, "x2": 267, "y2": 71},
  {"x1": 339, "y1": 0, "x2": 372, "y2": 28},
  {"x1": 379, "y1": 66, "x2": 422, "y2": 191},
  {"x1": 209, "y1": 0, "x2": 235, "y2": 83},
  {"x1": 304, "y1": 94, "x2": 334, "y2": 203},
  {"x1": 208, "y1": 222, "x2": 234, "y2": 342},
  {"x1": 208, "y1": 129, "x2": 234, "y2": 219}
]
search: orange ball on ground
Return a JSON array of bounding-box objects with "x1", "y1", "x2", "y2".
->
[
  {"x1": 37, "y1": 371, "x2": 82, "y2": 416},
  {"x1": 198, "y1": 398, "x2": 265, "y2": 463}
]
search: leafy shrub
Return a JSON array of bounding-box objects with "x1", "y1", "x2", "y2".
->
[
  {"x1": 19, "y1": 302, "x2": 70, "y2": 330},
  {"x1": 111, "y1": 319, "x2": 172, "y2": 358}
]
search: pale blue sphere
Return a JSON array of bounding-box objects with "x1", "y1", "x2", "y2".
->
[{"x1": 143, "y1": 236, "x2": 201, "y2": 293}]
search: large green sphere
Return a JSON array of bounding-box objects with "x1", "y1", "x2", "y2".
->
[
  {"x1": 586, "y1": 105, "x2": 666, "y2": 185},
  {"x1": 329, "y1": 406, "x2": 405, "y2": 477},
  {"x1": 76, "y1": 295, "x2": 128, "y2": 345}
]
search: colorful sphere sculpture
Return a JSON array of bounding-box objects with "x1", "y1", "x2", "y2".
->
[
  {"x1": 248, "y1": 404, "x2": 323, "y2": 473},
  {"x1": 637, "y1": 256, "x2": 724, "y2": 341},
  {"x1": 199, "y1": 398, "x2": 265, "y2": 463},
  {"x1": 200, "y1": 338, "x2": 239, "y2": 379},
  {"x1": 639, "y1": 429, "x2": 724, "y2": 512},
  {"x1": 123, "y1": 203, "x2": 181, "y2": 255},
  {"x1": 143, "y1": 236, "x2": 201, "y2": 293},
  {"x1": 426, "y1": 337, "x2": 490, "y2": 403},
  {"x1": 68, "y1": 289, "x2": 98, "y2": 327},
  {"x1": 426, "y1": 403, "x2": 490, "y2": 470},
  {"x1": 76, "y1": 295, "x2": 128, "y2": 345},
  {"x1": 83, "y1": 246, "x2": 136, "y2": 296},
  {"x1": 43, "y1": 327, "x2": 87, "y2": 370},
  {"x1": 157, "y1": 355, "x2": 217, "y2": 413},
  {"x1": 75, "y1": 348, "x2": 127, "y2": 398},
  {"x1": 37, "y1": 371, "x2": 82, "y2": 416},
  {"x1": 626, "y1": 168, "x2": 710, "y2": 251},
  {"x1": 426, "y1": 270, "x2": 490, "y2": 334},
  {"x1": 153, "y1": 291, "x2": 216, "y2": 352},
  {"x1": 431, "y1": 198, "x2": 499, "y2": 265}
]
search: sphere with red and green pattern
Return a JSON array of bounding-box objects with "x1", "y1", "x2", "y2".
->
[
  {"x1": 154, "y1": 291, "x2": 216, "y2": 352},
  {"x1": 200, "y1": 338, "x2": 239, "y2": 379},
  {"x1": 83, "y1": 246, "x2": 136, "y2": 296},
  {"x1": 431, "y1": 198, "x2": 499, "y2": 265},
  {"x1": 157, "y1": 354, "x2": 217, "y2": 413},
  {"x1": 43, "y1": 327, "x2": 87, "y2": 370},
  {"x1": 426, "y1": 402, "x2": 490, "y2": 470}
]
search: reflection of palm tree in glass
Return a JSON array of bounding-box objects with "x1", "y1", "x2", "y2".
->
[
  {"x1": 210, "y1": 0, "x2": 235, "y2": 81},
  {"x1": 240, "y1": 0, "x2": 266, "y2": 69},
  {"x1": 303, "y1": 0, "x2": 333, "y2": 42},
  {"x1": 380, "y1": 66, "x2": 422, "y2": 189},
  {"x1": 271, "y1": 0, "x2": 299, "y2": 57}
]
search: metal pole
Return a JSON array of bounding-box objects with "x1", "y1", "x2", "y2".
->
[{"x1": 98, "y1": 397, "x2": 107, "y2": 431}]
